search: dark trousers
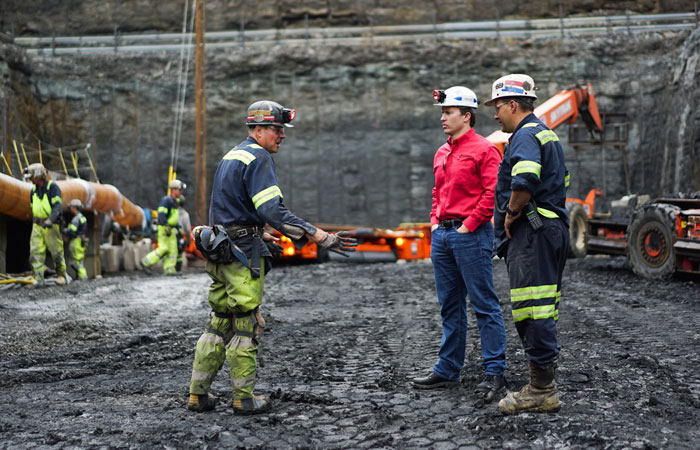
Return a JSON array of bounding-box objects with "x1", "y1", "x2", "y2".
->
[{"x1": 505, "y1": 217, "x2": 569, "y2": 367}]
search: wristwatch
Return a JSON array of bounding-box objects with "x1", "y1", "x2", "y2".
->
[{"x1": 505, "y1": 206, "x2": 520, "y2": 216}]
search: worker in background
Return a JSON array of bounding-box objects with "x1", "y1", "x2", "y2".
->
[
  {"x1": 485, "y1": 74, "x2": 570, "y2": 413},
  {"x1": 141, "y1": 179, "x2": 185, "y2": 275},
  {"x1": 175, "y1": 195, "x2": 191, "y2": 272},
  {"x1": 187, "y1": 100, "x2": 357, "y2": 415},
  {"x1": 24, "y1": 163, "x2": 68, "y2": 286},
  {"x1": 413, "y1": 87, "x2": 508, "y2": 406},
  {"x1": 63, "y1": 199, "x2": 89, "y2": 281}
]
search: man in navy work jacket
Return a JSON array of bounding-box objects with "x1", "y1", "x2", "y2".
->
[
  {"x1": 485, "y1": 74, "x2": 570, "y2": 414},
  {"x1": 187, "y1": 100, "x2": 357, "y2": 415}
]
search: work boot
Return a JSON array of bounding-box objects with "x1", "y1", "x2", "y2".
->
[
  {"x1": 187, "y1": 393, "x2": 217, "y2": 412},
  {"x1": 475, "y1": 374, "x2": 508, "y2": 406},
  {"x1": 412, "y1": 372, "x2": 459, "y2": 389},
  {"x1": 141, "y1": 259, "x2": 153, "y2": 275},
  {"x1": 232, "y1": 394, "x2": 271, "y2": 415},
  {"x1": 498, "y1": 363, "x2": 560, "y2": 414}
]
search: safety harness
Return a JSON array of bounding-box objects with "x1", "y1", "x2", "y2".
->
[{"x1": 225, "y1": 225, "x2": 264, "y2": 279}]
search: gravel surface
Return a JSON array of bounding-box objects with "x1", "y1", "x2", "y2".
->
[{"x1": 1, "y1": 256, "x2": 699, "y2": 449}]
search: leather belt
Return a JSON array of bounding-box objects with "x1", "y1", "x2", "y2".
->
[
  {"x1": 225, "y1": 224, "x2": 263, "y2": 238},
  {"x1": 439, "y1": 218, "x2": 465, "y2": 229}
]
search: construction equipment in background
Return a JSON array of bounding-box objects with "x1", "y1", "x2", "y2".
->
[
  {"x1": 485, "y1": 82, "x2": 604, "y2": 259},
  {"x1": 269, "y1": 223, "x2": 432, "y2": 263},
  {"x1": 586, "y1": 194, "x2": 700, "y2": 279}
]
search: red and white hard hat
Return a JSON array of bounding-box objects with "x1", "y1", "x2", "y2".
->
[
  {"x1": 484, "y1": 74, "x2": 538, "y2": 106},
  {"x1": 432, "y1": 86, "x2": 479, "y2": 108}
]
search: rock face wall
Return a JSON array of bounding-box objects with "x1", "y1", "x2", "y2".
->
[
  {"x1": 1, "y1": 5, "x2": 699, "y2": 227},
  {"x1": 2, "y1": 1, "x2": 695, "y2": 35}
]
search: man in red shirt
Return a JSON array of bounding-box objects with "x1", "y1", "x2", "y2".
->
[{"x1": 412, "y1": 86, "x2": 508, "y2": 405}]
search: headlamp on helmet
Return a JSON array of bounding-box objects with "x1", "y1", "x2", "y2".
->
[
  {"x1": 432, "y1": 90, "x2": 446, "y2": 103},
  {"x1": 433, "y1": 86, "x2": 478, "y2": 108},
  {"x1": 169, "y1": 179, "x2": 186, "y2": 190},
  {"x1": 246, "y1": 100, "x2": 296, "y2": 128},
  {"x1": 23, "y1": 163, "x2": 48, "y2": 180}
]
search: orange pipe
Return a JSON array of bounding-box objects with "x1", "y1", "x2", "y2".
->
[{"x1": 0, "y1": 172, "x2": 144, "y2": 229}]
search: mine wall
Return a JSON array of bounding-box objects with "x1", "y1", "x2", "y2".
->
[{"x1": 1, "y1": 5, "x2": 699, "y2": 228}]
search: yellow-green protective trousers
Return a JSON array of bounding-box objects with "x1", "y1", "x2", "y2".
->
[
  {"x1": 143, "y1": 225, "x2": 178, "y2": 275},
  {"x1": 69, "y1": 237, "x2": 88, "y2": 280},
  {"x1": 189, "y1": 258, "x2": 265, "y2": 400},
  {"x1": 30, "y1": 223, "x2": 66, "y2": 281}
]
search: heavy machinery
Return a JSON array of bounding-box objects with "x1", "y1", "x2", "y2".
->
[
  {"x1": 587, "y1": 194, "x2": 700, "y2": 279},
  {"x1": 270, "y1": 223, "x2": 432, "y2": 263}
]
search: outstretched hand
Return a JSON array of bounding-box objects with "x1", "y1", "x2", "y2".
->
[{"x1": 318, "y1": 231, "x2": 358, "y2": 257}]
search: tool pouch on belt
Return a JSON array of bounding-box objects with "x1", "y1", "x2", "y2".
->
[{"x1": 193, "y1": 225, "x2": 250, "y2": 268}]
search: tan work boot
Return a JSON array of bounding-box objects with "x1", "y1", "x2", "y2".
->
[
  {"x1": 498, "y1": 363, "x2": 560, "y2": 413},
  {"x1": 187, "y1": 393, "x2": 217, "y2": 412},
  {"x1": 233, "y1": 394, "x2": 271, "y2": 415}
]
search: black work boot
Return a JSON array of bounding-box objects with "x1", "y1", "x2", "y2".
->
[
  {"x1": 233, "y1": 394, "x2": 271, "y2": 415},
  {"x1": 474, "y1": 374, "x2": 508, "y2": 406},
  {"x1": 187, "y1": 393, "x2": 217, "y2": 412},
  {"x1": 412, "y1": 372, "x2": 459, "y2": 389}
]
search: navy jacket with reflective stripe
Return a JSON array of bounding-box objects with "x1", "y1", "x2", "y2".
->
[
  {"x1": 494, "y1": 113, "x2": 569, "y2": 253},
  {"x1": 209, "y1": 136, "x2": 317, "y2": 238}
]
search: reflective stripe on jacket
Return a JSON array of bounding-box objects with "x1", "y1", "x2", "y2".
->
[
  {"x1": 494, "y1": 113, "x2": 569, "y2": 253},
  {"x1": 30, "y1": 180, "x2": 62, "y2": 221}
]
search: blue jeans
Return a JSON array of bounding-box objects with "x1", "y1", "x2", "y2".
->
[{"x1": 430, "y1": 222, "x2": 507, "y2": 380}]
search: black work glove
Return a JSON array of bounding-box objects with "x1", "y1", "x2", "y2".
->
[
  {"x1": 318, "y1": 231, "x2": 358, "y2": 257},
  {"x1": 42, "y1": 218, "x2": 53, "y2": 228},
  {"x1": 266, "y1": 241, "x2": 284, "y2": 258},
  {"x1": 165, "y1": 226, "x2": 173, "y2": 237}
]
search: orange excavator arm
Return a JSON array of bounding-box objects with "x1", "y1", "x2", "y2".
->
[{"x1": 486, "y1": 83, "x2": 603, "y2": 153}]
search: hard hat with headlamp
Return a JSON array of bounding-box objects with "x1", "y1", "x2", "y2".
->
[
  {"x1": 23, "y1": 163, "x2": 48, "y2": 180},
  {"x1": 432, "y1": 86, "x2": 479, "y2": 109},
  {"x1": 484, "y1": 74, "x2": 538, "y2": 106},
  {"x1": 246, "y1": 100, "x2": 296, "y2": 128},
  {"x1": 169, "y1": 179, "x2": 186, "y2": 190}
]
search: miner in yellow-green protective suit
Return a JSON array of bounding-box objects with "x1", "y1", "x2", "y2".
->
[
  {"x1": 141, "y1": 179, "x2": 185, "y2": 275},
  {"x1": 25, "y1": 163, "x2": 67, "y2": 286},
  {"x1": 186, "y1": 100, "x2": 357, "y2": 415},
  {"x1": 63, "y1": 198, "x2": 89, "y2": 281}
]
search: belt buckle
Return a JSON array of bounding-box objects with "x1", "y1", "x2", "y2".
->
[{"x1": 236, "y1": 229, "x2": 249, "y2": 238}]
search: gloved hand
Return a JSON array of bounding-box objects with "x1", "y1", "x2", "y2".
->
[
  {"x1": 318, "y1": 231, "x2": 358, "y2": 257},
  {"x1": 165, "y1": 226, "x2": 173, "y2": 237},
  {"x1": 42, "y1": 218, "x2": 53, "y2": 228},
  {"x1": 266, "y1": 241, "x2": 284, "y2": 258}
]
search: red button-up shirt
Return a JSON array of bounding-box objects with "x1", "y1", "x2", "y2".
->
[{"x1": 430, "y1": 128, "x2": 502, "y2": 232}]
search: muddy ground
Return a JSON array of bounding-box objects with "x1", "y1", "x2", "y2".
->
[{"x1": 1, "y1": 256, "x2": 699, "y2": 449}]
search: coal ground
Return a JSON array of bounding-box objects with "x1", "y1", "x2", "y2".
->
[{"x1": 0, "y1": 256, "x2": 699, "y2": 449}]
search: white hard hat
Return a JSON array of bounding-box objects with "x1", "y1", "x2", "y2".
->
[
  {"x1": 484, "y1": 74, "x2": 538, "y2": 106},
  {"x1": 433, "y1": 86, "x2": 478, "y2": 108},
  {"x1": 169, "y1": 179, "x2": 186, "y2": 190},
  {"x1": 23, "y1": 163, "x2": 47, "y2": 180},
  {"x1": 69, "y1": 199, "x2": 83, "y2": 209}
]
